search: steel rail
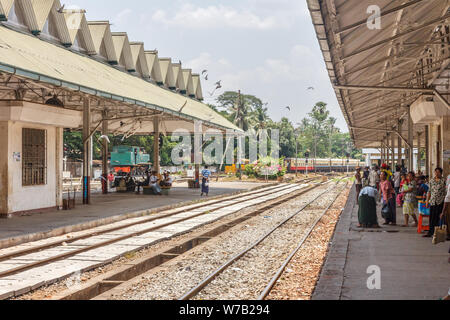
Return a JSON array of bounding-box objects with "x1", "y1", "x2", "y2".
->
[
  {"x1": 53, "y1": 180, "x2": 327, "y2": 301},
  {"x1": 178, "y1": 179, "x2": 344, "y2": 301},
  {"x1": 0, "y1": 182, "x2": 306, "y2": 263},
  {"x1": 0, "y1": 182, "x2": 312, "y2": 279},
  {"x1": 257, "y1": 182, "x2": 348, "y2": 300}
]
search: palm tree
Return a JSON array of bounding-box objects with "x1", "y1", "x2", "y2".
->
[{"x1": 252, "y1": 104, "x2": 269, "y2": 133}]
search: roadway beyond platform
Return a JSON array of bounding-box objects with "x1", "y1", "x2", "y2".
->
[
  {"x1": 0, "y1": 181, "x2": 267, "y2": 249},
  {"x1": 313, "y1": 186, "x2": 450, "y2": 300}
]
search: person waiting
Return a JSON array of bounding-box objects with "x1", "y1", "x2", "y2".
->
[
  {"x1": 150, "y1": 171, "x2": 162, "y2": 195},
  {"x1": 201, "y1": 166, "x2": 211, "y2": 197},
  {"x1": 423, "y1": 168, "x2": 446, "y2": 238},
  {"x1": 160, "y1": 171, "x2": 173, "y2": 188},
  {"x1": 136, "y1": 171, "x2": 150, "y2": 194}
]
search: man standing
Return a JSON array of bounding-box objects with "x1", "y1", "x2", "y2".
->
[
  {"x1": 201, "y1": 166, "x2": 212, "y2": 197},
  {"x1": 424, "y1": 168, "x2": 446, "y2": 238},
  {"x1": 355, "y1": 167, "x2": 363, "y2": 204},
  {"x1": 369, "y1": 165, "x2": 380, "y2": 189}
]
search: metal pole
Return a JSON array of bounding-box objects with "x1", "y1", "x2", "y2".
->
[
  {"x1": 417, "y1": 132, "x2": 422, "y2": 173},
  {"x1": 153, "y1": 116, "x2": 160, "y2": 174},
  {"x1": 102, "y1": 110, "x2": 109, "y2": 194},
  {"x1": 237, "y1": 90, "x2": 242, "y2": 180},
  {"x1": 295, "y1": 139, "x2": 298, "y2": 177},
  {"x1": 82, "y1": 97, "x2": 91, "y2": 205},
  {"x1": 391, "y1": 131, "x2": 395, "y2": 170},
  {"x1": 408, "y1": 110, "x2": 414, "y2": 171}
]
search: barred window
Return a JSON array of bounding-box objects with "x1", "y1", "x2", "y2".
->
[{"x1": 22, "y1": 128, "x2": 47, "y2": 186}]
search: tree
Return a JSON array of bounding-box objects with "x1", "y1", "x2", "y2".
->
[{"x1": 216, "y1": 91, "x2": 263, "y2": 131}]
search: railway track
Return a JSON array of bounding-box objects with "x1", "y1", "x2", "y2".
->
[
  {"x1": 0, "y1": 179, "x2": 318, "y2": 300},
  {"x1": 177, "y1": 179, "x2": 348, "y2": 301}
]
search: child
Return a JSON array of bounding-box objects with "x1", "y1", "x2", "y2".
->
[{"x1": 402, "y1": 172, "x2": 418, "y2": 227}]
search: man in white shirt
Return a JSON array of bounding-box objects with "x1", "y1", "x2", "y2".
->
[{"x1": 150, "y1": 171, "x2": 162, "y2": 195}]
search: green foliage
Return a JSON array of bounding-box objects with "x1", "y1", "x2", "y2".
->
[{"x1": 63, "y1": 92, "x2": 362, "y2": 165}]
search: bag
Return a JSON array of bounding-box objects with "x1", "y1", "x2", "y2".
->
[
  {"x1": 381, "y1": 203, "x2": 390, "y2": 219},
  {"x1": 432, "y1": 218, "x2": 448, "y2": 245}
]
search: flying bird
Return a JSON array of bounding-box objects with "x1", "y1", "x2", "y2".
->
[
  {"x1": 57, "y1": 4, "x2": 65, "y2": 13},
  {"x1": 208, "y1": 80, "x2": 223, "y2": 96},
  {"x1": 202, "y1": 70, "x2": 208, "y2": 75},
  {"x1": 307, "y1": 86, "x2": 315, "y2": 90},
  {"x1": 286, "y1": 106, "x2": 291, "y2": 111}
]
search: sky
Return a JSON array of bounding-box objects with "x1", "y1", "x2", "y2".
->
[{"x1": 70, "y1": 0, "x2": 347, "y2": 131}]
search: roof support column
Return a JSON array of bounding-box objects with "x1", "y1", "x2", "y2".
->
[
  {"x1": 417, "y1": 132, "x2": 422, "y2": 173},
  {"x1": 384, "y1": 133, "x2": 391, "y2": 165},
  {"x1": 391, "y1": 131, "x2": 396, "y2": 170},
  {"x1": 102, "y1": 110, "x2": 109, "y2": 195},
  {"x1": 398, "y1": 120, "x2": 403, "y2": 169},
  {"x1": 83, "y1": 97, "x2": 92, "y2": 205},
  {"x1": 153, "y1": 116, "x2": 160, "y2": 175},
  {"x1": 408, "y1": 110, "x2": 414, "y2": 171},
  {"x1": 194, "y1": 120, "x2": 203, "y2": 188}
]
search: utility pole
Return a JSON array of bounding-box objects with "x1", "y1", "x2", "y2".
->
[{"x1": 237, "y1": 90, "x2": 242, "y2": 180}]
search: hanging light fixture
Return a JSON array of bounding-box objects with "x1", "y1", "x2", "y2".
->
[{"x1": 45, "y1": 94, "x2": 64, "y2": 106}]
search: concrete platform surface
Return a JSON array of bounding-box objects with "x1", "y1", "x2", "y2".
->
[
  {"x1": 0, "y1": 181, "x2": 267, "y2": 247},
  {"x1": 313, "y1": 185, "x2": 450, "y2": 300}
]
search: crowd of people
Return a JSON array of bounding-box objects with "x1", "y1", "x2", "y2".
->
[
  {"x1": 356, "y1": 164, "x2": 450, "y2": 263},
  {"x1": 113, "y1": 169, "x2": 174, "y2": 195}
]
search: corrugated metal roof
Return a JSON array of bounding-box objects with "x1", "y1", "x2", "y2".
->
[
  {"x1": 307, "y1": 0, "x2": 450, "y2": 148},
  {"x1": 0, "y1": 25, "x2": 240, "y2": 132}
]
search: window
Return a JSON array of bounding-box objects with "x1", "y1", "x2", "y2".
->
[{"x1": 22, "y1": 128, "x2": 47, "y2": 186}]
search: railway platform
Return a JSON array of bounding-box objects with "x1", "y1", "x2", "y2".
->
[
  {"x1": 0, "y1": 181, "x2": 267, "y2": 250},
  {"x1": 313, "y1": 186, "x2": 450, "y2": 300}
]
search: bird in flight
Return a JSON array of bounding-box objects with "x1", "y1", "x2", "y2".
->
[
  {"x1": 57, "y1": 4, "x2": 65, "y2": 13},
  {"x1": 202, "y1": 70, "x2": 209, "y2": 81},
  {"x1": 307, "y1": 86, "x2": 315, "y2": 90},
  {"x1": 209, "y1": 81, "x2": 222, "y2": 96},
  {"x1": 286, "y1": 106, "x2": 291, "y2": 111}
]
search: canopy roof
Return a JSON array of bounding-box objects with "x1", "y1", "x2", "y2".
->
[
  {"x1": 307, "y1": 0, "x2": 450, "y2": 148},
  {"x1": 0, "y1": 0, "x2": 240, "y2": 134}
]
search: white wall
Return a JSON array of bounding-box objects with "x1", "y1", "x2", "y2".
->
[
  {"x1": 0, "y1": 101, "x2": 79, "y2": 214},
  {"x1": 7, "y1": 121, "x2": 59, "y2": 213}
]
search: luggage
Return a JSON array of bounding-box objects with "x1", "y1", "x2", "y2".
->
[{"x1": 432, "y1": 218, "x2": 448, "y2": 245}]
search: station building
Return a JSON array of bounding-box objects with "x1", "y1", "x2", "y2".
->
[
  {"x1": 0, "y1": 0, "x2": 240, "y2": 217},
  {"x1": 307, "y1": 0, "x2": 450, "y2": 177}
]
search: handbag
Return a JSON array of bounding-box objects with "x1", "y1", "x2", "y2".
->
[
  {"x1": 381, "y1": 203, "x2": 390, "y2": 219},
  {"x1": 432, "y1": 217, "x2": 448, "y2": 245}
]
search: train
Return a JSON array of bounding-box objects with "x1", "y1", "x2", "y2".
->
[
  {"x1": 284, "y1": 158, "x2": 365, "y2": 173},
  {"x1": 110, "y1": 146, "x2": 151, "y2": 174}
]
